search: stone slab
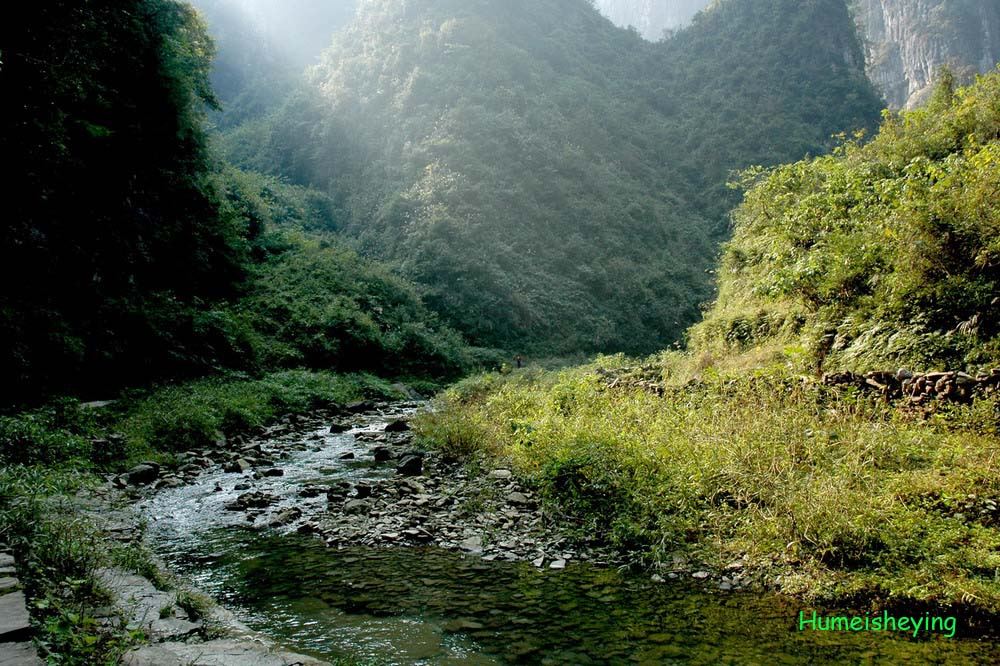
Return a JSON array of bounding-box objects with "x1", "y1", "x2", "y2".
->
[
  {"x1": 0, "y1": 592, "x2": 31, "y2": 643},
  {"x1": 121, "y1": 639, "x2": 327, "y2": 666},
  {"x1": 0, "y1": 642, "x2": 44, "y2": 665}
]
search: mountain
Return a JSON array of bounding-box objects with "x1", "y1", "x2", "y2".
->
[
  {"x1": 593, "y1": 0, "x2": 713, "y2": 40},
  {"x1": 851, "y1": 0, "x2": 1000, "y2": 109},
  {"x1": 221, "y1": 0, "x2": 882, "y2": 355}
]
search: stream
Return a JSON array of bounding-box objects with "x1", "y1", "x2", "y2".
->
[{"x1": 139, "y1": 403, "x2": 1000, "y2": 664}]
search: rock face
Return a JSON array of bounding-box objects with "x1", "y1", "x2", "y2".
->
[
  {"x1": 594, "y1": 0, "x2": 712, "y2": 40},
  {"x1": 851, "y1": 0, "x2": 1000, "y2": 108}
]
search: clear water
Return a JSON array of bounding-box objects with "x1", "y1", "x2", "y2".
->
[{"x1": 141, "y1": 408, "x2": 1000, "y2": 665}]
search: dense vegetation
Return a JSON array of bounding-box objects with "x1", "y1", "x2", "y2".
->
[
  {"x1": 1, "y1": 0, "x2": 476, "y2": 404},
  {"x1": 419, "y1": 357, "x2": 1000, "y2": 613},
  {"x1": 419, "y1": 71, "x2": 1000, "y2": 615},
  {"x1": 221, "y1": 0, "x2": 882, "y2": 355},
  {"x1": 692, "y1": 69, "x2": 1000, "y2": 372}
]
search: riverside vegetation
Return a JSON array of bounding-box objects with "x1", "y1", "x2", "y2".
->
[
  {"x1": 418, "y1": 70, "x2": 1000, "y2": 619},
  {"x1": 2, "y1": 0, "x2": 999, "y2": 662}
]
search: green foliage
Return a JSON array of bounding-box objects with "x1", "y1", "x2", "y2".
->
[
  {"x1": 419, "y1": 360, "x2": 1000, "y2": 610},
  {"x1": 693, "y1": 68, "x2": 1000, "y2": 371},
  {"x1": 115, "y1": 370, "x2": 399, "y2": 459},
  {"x1": 222, "y1": 0, "x2": 881, "y2": 355},
  {"x1": 0, "y1": 0, "x2": 255, "y2": 402}
]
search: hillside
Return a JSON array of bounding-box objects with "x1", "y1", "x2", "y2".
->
[
  {"x1": 222, "y1": 0, "x2": 882, "y2": 355},
  {"x1": 692, "y1": 69, "x2": 1000, "y2": 372}
]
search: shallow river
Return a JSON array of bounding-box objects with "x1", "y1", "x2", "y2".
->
[{"x1": 140, "y1": 405, "x2": 1000, "y2": 664}]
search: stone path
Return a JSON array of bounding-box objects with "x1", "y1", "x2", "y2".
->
[{"x1": 0, "y1": 551, "x2": 42, "y2": 665}]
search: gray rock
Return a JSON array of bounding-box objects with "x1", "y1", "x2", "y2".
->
[
  {"x1": 372, "y1": 446, "x2": 392, "y2": 462},
  {"x1": 396, "y1": 455, "x2": 423, "y2": 476},
  {"x1": 0, "y1": 591, "x2": 32, "y2": 642},
  {"x1": 261, "y1": 468, "x2": 284, "y2": 477},
  {"x1": 328, "y1": 423, "x2": 350, "y2": 434},
  {"x1": 345, "y1": 400, "x2": 375, "y2": 414},
  {"x1": 268, "y1": 507, "x2": 302, "y2": 528},
  {"x1": 121, "y1": 639, "x2": 327, "y2": 666},
  {"x1": 384, "y1": 419, "x2": 410, "y2": 433},
  {"x1": 692, "y1": 571, "x2": 710, "y2": 580},
  {"x1": 223, "y1": 459, "x2": 252, "y2": 474},
  {"x1": 489, "y1": 469, "x2": 512, "y2": 480},
  {"x1": 460, "y1": 536, "x2": 483, "y2": 552},
  {"x1": 0, "y1": 641, "x2": 44, "y2": 665},
  {"x1": 125, "y1": 464, "x2": 159, "y2": 485},
  {"x1": 338, "y1": 452, "x2": 355, "y2": 460},
  {"x1": 0, "y1": 577, "x2": 18, "y2": 593},
  {"x1": 353, "y1": 483, "x2": 373, "y2": 499},
  {"x1": 343, "y1": 499, "x2": 372, "y2": 515},
  {"x1": 549, "y1": 559, "x2": 567, "y2": 570},
  {"x1": 506, "y1": 491, "x2": 531, "y2": 506}
]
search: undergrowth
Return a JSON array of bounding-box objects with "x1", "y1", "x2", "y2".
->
[{"x1": 416, "y1": 354, "x2": 1000, "y2": 612}]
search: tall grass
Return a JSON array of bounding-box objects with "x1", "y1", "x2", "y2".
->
[{"x1": 416, "y1": 356, "x2": 1000, "y2": 610}]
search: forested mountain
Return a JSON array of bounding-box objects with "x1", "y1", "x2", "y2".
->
[
  {"x1": 692, "y1": 69, "x2": 1000, "y2": 371},
  {"x1": 1, "y1": 0, "x2": 244, "y2": 400},
  {"x1": 0, "y1": 0, "x2": 471, "y2": 402},
  {"x1": 219, "y1": 0, "x2": 882, "y2": 355}
]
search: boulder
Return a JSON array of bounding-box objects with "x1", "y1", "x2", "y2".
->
[
  {"x1": 396, "y1": 455, "x2": 423, "y2": 476},
  {"x1": 384, "y1": 419, "x2": 410, "y2": 433},
  {"x1": 223, "y1": 459, "x2": 252, "y2": 474},
  {"x1": 125, "y1": 464, "x2": 159, "y2": 485},
  {"x1": 373, "y1": 446, "x2": 393, "y2": 462},
  {"x1": 343, "y1": 499, "x2": 371, "y2": 515}
]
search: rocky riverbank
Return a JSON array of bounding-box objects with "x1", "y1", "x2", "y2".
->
[{"x1": 126, "y1": 401, "x2": 618, "y2": 572}]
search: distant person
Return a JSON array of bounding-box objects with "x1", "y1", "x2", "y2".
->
[{"x1": 514, "y1": 355, "x2": 524, "y2": 369}]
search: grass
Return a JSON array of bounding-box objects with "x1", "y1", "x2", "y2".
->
[{"x1": 415, "y1": 353, "x2": 1000, "y2": 614}]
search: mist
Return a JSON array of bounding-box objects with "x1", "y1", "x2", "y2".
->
[{"x1": 193, "y1": 0, "x2": 359, "y2": 66}]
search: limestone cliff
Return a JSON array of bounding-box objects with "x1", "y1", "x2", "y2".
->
[{"x1": 849, "y1": 0, "x2": 1000, "y2": 108}]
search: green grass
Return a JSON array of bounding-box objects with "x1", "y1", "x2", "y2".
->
[{"x1": 416, "y1": 354, "x2": 1000, "y2": 613}]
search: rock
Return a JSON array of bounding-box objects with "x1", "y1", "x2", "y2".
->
[
  {"x1": 489, "y1": 469, "x2": 512, "y2": 480},
  {"x1": 121, "y1": 639, "x2": 326, "y2": 666},
  {"x1": 343, "y1": 499, "x2": 372, "y2": 515},
  {"x1": 443, "y1": 619, "x2": 485, "y2": 632},
  {"x1": 692, "y1": 571, "x2": 710, "y2": 580},
  {"x1": 372, "y1": 446, "x2": 392, "y2": 462},
  {"x1": 0, "y1": 590, "x2": 32, "y2": 642},
  {"x1": 384, "y1": 419, "x2": 410, "y2": 433},
  {"x1": 154, "y1": 477, "x2": 184, "y2": 490},
  {"x1": 531, "y1": 557, "x2": 545, "y2": 568},
  {"x1": 345, "y1": 400, "x2": 375, "y2": 414},
  {"x1": 329, "y1": 423, "x2": 351, "y2": 434},
  {"x1": 125, "y1": 464, "x2": 159, "y2": 485},
  {"x1": 0, "y1": 577, "x2": 18, "y2": 593},
  {"x1": 223, "y1": 458, "x2": 252, "y2": 474},
  {"x1": 549, "y1": 559, "x2": 567, "y2": 570},
  {"x1": 460, "y1": 536, "x2": 483, "y2": 552},
  {"x1": 506, "y1": 491, "x2": 531, "y2": 506},
  {"x1": 353, "y1": 483, "x2": 373, "y2": 499},
  {"x1": 298, "y1": 486, "x2": 324, "y2": 499},
  {"x1": 0, "y1": 641, "x2": 44, "y2": 664},
  {"x1": 261, "y1": 468, "x2": 284, "y2": 477},
  {"x1": 396, "y1": 455, "x2": 423, "y2": 476},
  {"x1": 268, "y1": 507, "x2": 302, "y2": 528},
  {"x1": 233, "y1": 483, "x2": 252, "y2": 491},
  {"x1": 338, "y1": 452, "x2": 355, "y2": 460}
]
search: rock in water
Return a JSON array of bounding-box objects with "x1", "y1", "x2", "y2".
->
[{"x1": 384, "y1": 419, "x2": 410, "y2": 433}]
